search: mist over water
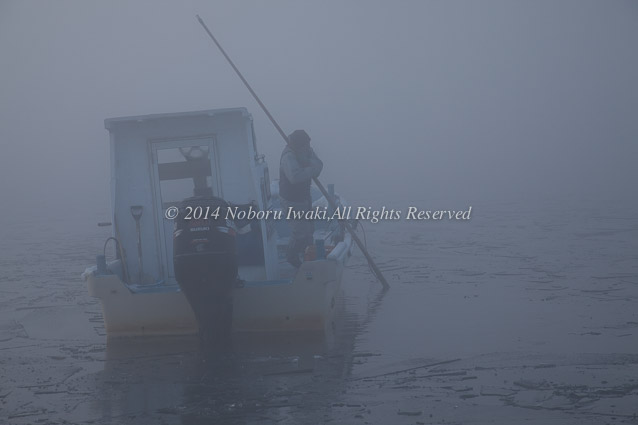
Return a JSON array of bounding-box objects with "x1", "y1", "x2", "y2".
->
[
  {"x1": 1, "y1": 1, "x2": 637, "y2": 424},
  {"x1": 1, "y1": 1, "x2": 637, "y2": 209}
]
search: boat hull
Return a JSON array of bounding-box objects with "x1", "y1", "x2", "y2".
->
[{"x1": 85, "y1": 257, "x2": 346, "y2": 338}]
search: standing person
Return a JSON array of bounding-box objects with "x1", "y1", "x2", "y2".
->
[{"x1": 279, "y1": 130, "x2": 323, "y2": 268}]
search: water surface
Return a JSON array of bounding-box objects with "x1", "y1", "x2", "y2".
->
[{"x1": 1, "y1": 198, "x2": 637, "y2": 424}]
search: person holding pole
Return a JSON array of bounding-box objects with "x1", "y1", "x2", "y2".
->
[
  {"x1": 279, "y1": 130, "x2": 323, "y2": 268},
  {"x1": 196, "y1": 14, "x2": 389, "y2": 289}
]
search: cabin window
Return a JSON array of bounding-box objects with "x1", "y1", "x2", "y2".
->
[
  {"x1": 152, "y1": 140, "x2": 219, "y2": 281},
  {"x1": 156, "y1": 146, "x2": 214, "y2": 207}
]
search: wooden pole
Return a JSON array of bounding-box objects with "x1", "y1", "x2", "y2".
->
[{"x1": 196, "y1": 15, "x2": 390, "y2": 289}]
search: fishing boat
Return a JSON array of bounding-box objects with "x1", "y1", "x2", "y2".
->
[{"x1": 82, "y1": 107, "x2": 354, "y2": 338}]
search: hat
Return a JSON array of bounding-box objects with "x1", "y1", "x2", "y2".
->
[{"x1": 288, "y1": 129, "x2": 311, "y2": 147}]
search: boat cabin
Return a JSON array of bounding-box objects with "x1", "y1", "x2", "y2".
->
[{"x1": 105, "y1": 108, "x2": 277, "y2": 287}]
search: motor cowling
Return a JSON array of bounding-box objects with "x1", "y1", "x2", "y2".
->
[{"x1": 174, "y1": 195, "x2": 237, "y2": 253}]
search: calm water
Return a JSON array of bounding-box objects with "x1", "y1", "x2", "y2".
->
[{"x1": 1, "y1": 197, "x2": 637, "y2": 424}]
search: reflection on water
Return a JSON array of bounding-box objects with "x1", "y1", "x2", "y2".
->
[{"x1": 92, "y1": 287, "x2": 375, "y2": 425}]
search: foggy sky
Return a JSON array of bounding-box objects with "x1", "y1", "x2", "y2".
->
[{"x1": 1, "y1": 0, "x2": 637, "y2": 215}]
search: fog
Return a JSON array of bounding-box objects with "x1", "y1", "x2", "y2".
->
[
  {"x1": 1, "y1": 0, "x2": 637, "y2": 214},
  {"x1": 2, "y1": 2, "x2": 638, "y2": 423}
]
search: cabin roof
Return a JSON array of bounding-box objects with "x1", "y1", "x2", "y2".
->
[{"x1": 104, "y1": 107, "x2": 251, "y2": 130}]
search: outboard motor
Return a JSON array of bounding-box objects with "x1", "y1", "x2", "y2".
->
[{"x1": 173, "y1": 195, "x2": 237, "y2": 350}]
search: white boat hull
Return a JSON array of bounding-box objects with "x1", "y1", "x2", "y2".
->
[{"x1": 85, "y1": 244, "x2": 349, "y2": 337}]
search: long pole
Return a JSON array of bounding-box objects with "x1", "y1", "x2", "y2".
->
[{"x1": 196, "y1": 15, "x2": 390, "y2": 290}]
